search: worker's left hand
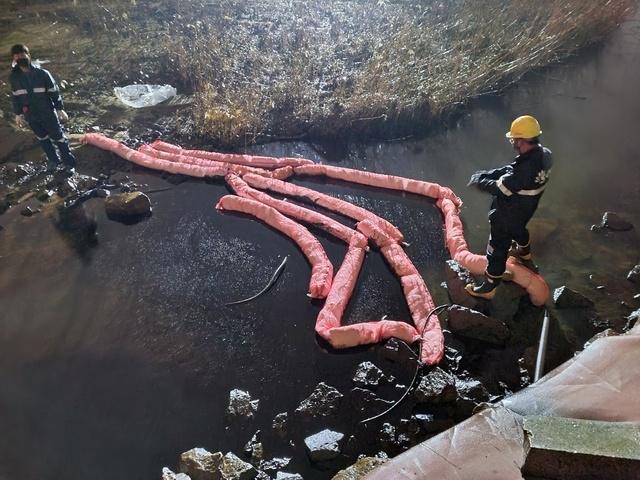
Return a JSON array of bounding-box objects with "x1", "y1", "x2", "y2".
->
[{"x1": 57, "y1": 109, "x2": 69, "y2": 123}]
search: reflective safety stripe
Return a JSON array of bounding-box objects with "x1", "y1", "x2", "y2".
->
[
  {"x1": 36, "y1": 134, "x2": 50, "y2": 141},
  {"x1": 516, "y1": 185, "x2": 546, "y2": 196},
  {"x1": 12, "y1": 89, "x2": 27, "y2": 96},
  {"x1": 496, "y1": 176, "x2": 513, "y2": 196},
  {"x1": 33, "y1": 87, "x2": 46, "y2": 93},
  {"x1": 47, "y1": 88, "x2": 58, "y2": 92}
]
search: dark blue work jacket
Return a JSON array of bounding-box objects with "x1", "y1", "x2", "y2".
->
[
  {"x1": 9, "y1": 64, "x2": 64, "y2": 120},
  {"x1": 477, "y1": 145, "x2": 553, "y2": 229}
]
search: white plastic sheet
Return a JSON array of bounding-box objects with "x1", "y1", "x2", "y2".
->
[{"x1": 113, "y1": 84, "x2": 176, "y2": 108}]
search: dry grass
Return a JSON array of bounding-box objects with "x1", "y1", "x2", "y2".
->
[{"x1": 15, "y1": 0, "x2": 635, "y2": 146}]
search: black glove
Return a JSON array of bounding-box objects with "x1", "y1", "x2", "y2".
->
[{"x1": 467, "y1": 171, "x2": 485, "y2": 187}]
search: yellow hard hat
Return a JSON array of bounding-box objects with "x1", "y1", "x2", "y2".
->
[{"x1": 505, "y1": 115, "x2": 542, "y2": 139}]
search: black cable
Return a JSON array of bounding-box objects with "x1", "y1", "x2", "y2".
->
[{"x1": 360, "y1": 303, "x2": 451, "y2": 424}]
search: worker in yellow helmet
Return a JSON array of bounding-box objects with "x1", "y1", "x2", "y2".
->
[{"x1": 465, "y1": 115, "x2": 553, "y2": 300}]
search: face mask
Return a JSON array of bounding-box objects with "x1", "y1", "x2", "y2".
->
[{"x1": 17, "y1": 58, "x2": 30, "y2": 68}]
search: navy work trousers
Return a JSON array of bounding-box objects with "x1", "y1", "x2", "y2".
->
[{"x1": 28, "y1": 111, "x2": 76, "y2": 169}]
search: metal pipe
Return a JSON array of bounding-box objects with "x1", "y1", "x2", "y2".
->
[{"x1": 534, "y1": 308, "x2": 551, "y2": 382}]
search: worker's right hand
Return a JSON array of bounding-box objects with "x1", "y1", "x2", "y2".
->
[
  {"x1": 15, "y1": 114, "x2": 27, "y2": 129},
  {"x1": 467, "y1": 172, "x2": 485, "y2": 187}
]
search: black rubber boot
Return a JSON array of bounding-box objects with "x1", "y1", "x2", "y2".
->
[{"x1": 465, "y1": 271, "x2": 502, "y2": 300}]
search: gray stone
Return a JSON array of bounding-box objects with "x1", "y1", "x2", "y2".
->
[
  {"x1": 447, "y1": 305, "x2": 510, "y2": 345},
  {"x1": 259, "y1": 457, "x2": 291, "y2": 474},
  {"x1": 162, "y1": 467, "x2": 192, "y2": 480},
  {"x1": 179, "y1": 448, "x2": 223, "y2": 480},
  {"x1": 627, "y1": 265, "x2": 640, "y2": 283},
  {"x1": 414, "y1": 367, "x2": 457, "y2": 404},
  {"x1": 598, "y1": 211, "x2": 634, "y2": 231},
  {"x1": 220, "y1": 452, "x2": 257, "y2": 480},
  {"x1": 349, "y1": 387, "x2": 394, "y2": 415},
  {"x1": 295, "y1": 382, "x2": 343, "y2": 418},
  {"x1": 553, "y1": 286, "x2": 594, "y2": 309},
  {"x1": 444, "y1": 260, "x2": 479, "y2": 309},
  {"x1": 272, "y1": 412, "x2": 288, "y2": 437},
  {"x1": 243, "y1": 431, "x2": 263, "y2": 464},
  {"x1": 625, "y1": 308, "x2": 640, "y2": 331},
  {"x1": 332, "y1": 456, "x2": 388, "y2": 479},
  {"x1": 378, "y1": 423, "x2": 396, "y2": 450},
  {"x1": 105, "y1": 191, "x2": 152, "y2": 220},
  {"x1": 412, "y1": 413, "x2": 455, "y2": 434},
  {"x1": 20, "y1": 206, "x2": 36, "y2": 216},
  {"x1": 227, "y1": 389, "x2": 259, "y2": 420},
  {"x1": 304, "y1": 429, "x2": 345, "y2": 462},
  {"x1": 352, "y1": 361, "x2": 388, "y2": 388},
  {"x1": 378, "y1": 337, "x2": 415, "y2": 365},
  {"x1": 275, "y1": 473, "x2": 303, "y2": 480}
]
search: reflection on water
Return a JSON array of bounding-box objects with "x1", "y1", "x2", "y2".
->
[{"x1": 1, "y1": 10, "x2": 640, "y2": 480}]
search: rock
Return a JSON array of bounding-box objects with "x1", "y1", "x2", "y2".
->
[
  {"x1": 378, "y1": 337, "x2": 415, "y2": 365},
  {"x1": 378, "y1": 423, "x2": 396, "y2": 450},
  {"x1": 227, "y1": 389, "x2": 259, "y2": 420},
  {"x1": 332, "y1": 456, "x2": 388, "y2": 479},
  {"x1": 414, "y1": 367, "x2": 457, "y2": 404},
  {"x1": 624, "y1": 309, "x2": 640, "y2": 331},
  {"x1": 304, "y1": 429, "x2": 345, "y2": 462},
  {"x1": 220, "y1": 452, "x2": 257, "y2": 480},
  {"x1": 162, "y1": 467, "x2": 192, "y2": 480},
  {"x1": 447, "y1": 305, "x2": 510, "y2": 345},
  {"x1": 352, "y1": 361, "x2": 388, "y2": 388},
  {"x1": 456, "y1": 377, "x2": 490, "y2": 403},
  {"x1": 243, "y1": 431, "x2": 263, "y2": 464},
  {"x1": 272, "y1": 412, "x2": 288, "y2": 437},
  {"x1": 94, "y1": 188, "x2": 111, "y2": 198},
  {"x1": 36, "y1": 189, "x2": 55, "y2": 202},
  {"x1": 275, "y1": 473, "x2": 303, "y2": 480},
  {"x1": 295, "y1": 382, "x2": 343, "y2": 418},
  {"x1": 627, "y1": 265, "x2": 640, "y2": 283},
  {"x1": 20, "y1": 206, "x2": 37, "y2": 216},
  {"x1": 105, "y1": 191, "x2": 151, "y2": 222},
  {"x1": 179, "y1": 448, "x2": 223, "y2": 480},
  {"x1": 259, "y1": 457, "x2": 291, "y2": 475},
  {"x1": 596, "y1": 212, "x2": 634, "y2": 231},
  {"x1": 412, "y1": 413, "x2": 455, "y2": 434},
  {"x1": 75, "y1": 174, "x2": 99, "y2": 191},
  {"x1": 553, "y1": 286, "x2": 595, "y2": 309},
  {"x1": 348, "y1": 387, "x2": 394, "y2": 415},
  {"x1": 444, "y1": 260, "x2": 479, "y2": 309}
]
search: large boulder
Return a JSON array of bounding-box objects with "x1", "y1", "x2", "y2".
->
[
  {"x1": 413, "y1": 367, "x2": 457, "y2": 404},
  {"x1": 447, "y1": 305, "x2": 510, "y2": 345},
  {"x1": 105, "y1": 191, "x2": 151, "y2": 222},
  {"x1": 553, "y1": 286, "x2": 594, "y2": 309},
  {"x1": 227, "y1": 389, "x2": 259, "y2": 420},
  {"x1": 304, "y1": 429, "x2": 345, "y2": 462},
  {"x1": 295, "y1": 382, "x2": 343, "y2": 418},
  {"x1": 179, "y1": 448, "x2": 223, "y2": 480}
]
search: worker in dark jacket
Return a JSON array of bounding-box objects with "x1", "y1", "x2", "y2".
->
[
  {"x1": 9, "y1": 44, "x2": 76, "y2": 174},
  {"x1": 466, "y1": 115, "x2": 552, "y2": 300}
]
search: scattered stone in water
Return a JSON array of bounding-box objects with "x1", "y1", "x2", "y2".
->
[
  {"x1": 348, "y1": 387, "x2": 394, "y2": 415},
  {"x1": 162, "y1": 467, "x2": 192, "y2": 480},
  {"x1": 593, "y1": 211, "x2": 634, "y2": 232},
  {"x1": 412, "y1": 413, "x2": 455, "y2": 434},
  {"x1": 219, "y1": 452, "x2": 257, "y2": 480},
  {"x1": 553, "y1": 286, "x2": 594, "y2": 309},
  {"x1": 378, "y1": 337, "x2": 416, "y2": 365},
  {"x1": 304, "y1": 429, "x2": 345, "y2": 462},
  {"x1": 627, "y1": 265, "x2": 640, "y2": 283},
  {"x1": 20, "y1": 206, "x2": 37, "y2": 216},
  {"x1": 275, "y1": 473, "x2": 303, "y2": 480},
  {"x1": 105, "y1": 191, "x2": 152, "y2": 222},
  {"x1": 227, "y1": 389, "x2": 259, "y2": 420},
  {"x1": 57, "y1": 177, "x2": 79, "y2": 198},
  {"x1": 272, "y1": 412, "x2": 288, "y2": 437},
  {"x1": 332, "y1": 456, "x2": 388, "y2": 479},
  {"x1": 243, "y1": 431, "x2": 263, "y2": 464},
  {"x1": 295, "y1": 382, "x2": 343, "y2": 418},
  {"x1": 378, "y1": 423, "x2": 396, "y2": 450},
  {"x1": 414, "y1": 367, "x2": 457, "y2": 404},
  {"x1": 95, "y1": 188, "x2": 110, "y2": 198},
  {"x1": 179, "y1": 448, "x2": 223, "y2": 480},
  {"x1": 447, "y1": 305, "x2": 510, "y2": 345},
  {"x1": 352, "y1": 361, "x2": 388, "y2": 388},
  {"x1": 36, "y1": 189, "x2": 55, "y2": 202},
  {"x1": 444, "y1": 260, "x2": 480, "y2": 309},
  {"x1": 259, "y1": 457, "x2": 291, "y2": 475},
  {"x1": 624, "y1": 308, "x2": 640, "y2": 331}
]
